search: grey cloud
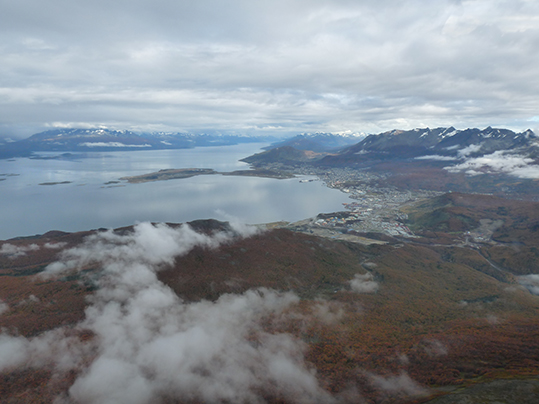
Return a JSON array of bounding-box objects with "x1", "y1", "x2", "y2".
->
[{"x1": 1, "y1": 0, "x2": 539, "y2": 137}]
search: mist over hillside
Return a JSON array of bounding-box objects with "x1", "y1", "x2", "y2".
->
[{"x1": 2, "y1": 193, "x2": 539, "y2": 403}]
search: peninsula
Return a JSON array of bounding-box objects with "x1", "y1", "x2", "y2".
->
[{"x1": 120, "y1": 167, "x2": 294, "y2": 183}]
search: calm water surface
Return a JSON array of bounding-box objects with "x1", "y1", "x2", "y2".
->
[{"x1": 0, "y1": 143, "x2": 351, "y2": 239}]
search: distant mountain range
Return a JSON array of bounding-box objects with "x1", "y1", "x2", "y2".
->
[
  {"x1": 264, "y1": 132, "x2": 366, "y2": 152},
  {"x1": 241, "y1": 126, "x2": 539, "y2": 199},
  {"x1": 2, "y1": 127, "x2": 538, "y2": 169},
  {"x1": 0, "y1": 128, "x2": 278, "y2": 159},
  {"x1": 330, "y1": 126, "x2": 537, "y2": 161},
  {"x1": 243, "y1": 126, "x2": 538, "y2": 165},
  {"x1": 0, "y1": 129, "x2": 370, "y2": 159}
]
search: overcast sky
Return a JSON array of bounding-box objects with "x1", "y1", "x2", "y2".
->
[{"x1": 1, "y1": 0, "x2": 538, "y2": 138}]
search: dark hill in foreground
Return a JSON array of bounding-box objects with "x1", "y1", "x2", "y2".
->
[{"x1": 1, "y1": 193, "x2": 539, "y2": 403}]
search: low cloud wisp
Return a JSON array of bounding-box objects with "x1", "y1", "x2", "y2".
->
[
  {"x1": 0, "y1": 222, "x2": 334, "y2": 404},
  {"x1": 444, "y1": 151, "x2": 539, "y2": 179},
  {"x1": 349, "y1": 273, "x2": 379, "y2": 294},
  {"x1": 518, "y1": 274, "x2": 539, "y2": 295},
  {"x1": 0, "y1": 243, "x2": 39, "y2": 258}
]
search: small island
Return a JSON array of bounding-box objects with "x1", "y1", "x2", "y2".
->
[{"x1": 38, "y1": 181, "x2": 72, "y2": 186}]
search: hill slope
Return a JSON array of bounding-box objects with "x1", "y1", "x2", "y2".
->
[
  {"x1": 1, "y1": 200, "x2": 539, "y2": 403},
  {"x1": 265, "y1": 132, "x2": 366, "y2": 152}
]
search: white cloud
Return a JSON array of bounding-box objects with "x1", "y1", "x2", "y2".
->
[
  {"x1": 369, "y1": 371, "x2": 428, "y2": 398},
  {"x1": 445, "y1": 151, "x2": 539, "y2": 179},
  {"x1": 0, "y1": 243, "x2": 39, "y2": 258},
  {"x1": 310, "y1": 300, "x2": 345, "y2": 325},
  {"x1": 518, "y1": 274, "x2": 539, "y2": 295},
  {"x1": 0, "y1": 222, "x2": 333, "y2": 403},
  {"x1": 422, "y1": 339, "x2": 448, "y2": 357},
  {"x1": 349, "y1": 273, "x2": 379, "y2": 294},
  {"x1": 1, "y1": 0, "x2": 539, "y2": 137},
  {"x1": 18, "y1": 295, "x2": 40, "y2": 306},
  {"x1": 0, "y1": 301, "x2": 8, "y2": 316},
  {"x1": 44, "y1": 242, "x2": 67, "y2": 249},
  {"x1": 214, "y1": 209, "x2": 262, "y2": 237},
  {"x1": 0, "y1": 335, "x2": 28, "y2": 369},
  {"x1": 457, "y1": 143, "x2": 483, "y2": 158}
]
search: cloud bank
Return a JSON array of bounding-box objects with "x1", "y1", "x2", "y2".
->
[
  {"x1": 0, "y1": 222, "x2": 333, "y2": 403},
  {"x1": 1, "y1": 0, "x2": 539, "y2": 137},
  {"x1": 444, "y1": 151, "x2": 539, "y2": 179}
]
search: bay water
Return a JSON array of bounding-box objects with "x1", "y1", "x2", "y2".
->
[{"x1": 0, "y1": 143, "x2": 350, "y2": 239}]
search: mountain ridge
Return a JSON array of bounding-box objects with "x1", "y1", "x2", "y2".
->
[
  {"x1": 0, "y1": 128, "x2": 278, "y2": 158},
  {"x1": 335, "y1": 126, "x2": 537, "y2": 160},
  {"x1": 264, "y1": 132, "x2": 367, "y2": 152},
  {"x1": 241, "y1": 126, "x2": 538, "y2": 168}
]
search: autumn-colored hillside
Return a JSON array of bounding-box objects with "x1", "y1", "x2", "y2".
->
[
  {"x1": 1, "y1": 196, "x2": 539, "y2": 403},
  {"x1": 405, "y1": 192, "x2": 539, "y2": 275},
  {"x1": 369, "y1": 160, "x2": 539, "y2": 200}
]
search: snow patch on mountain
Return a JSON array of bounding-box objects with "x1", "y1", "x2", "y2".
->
[
  {"x1": 440, "y1": 128, "x2": 458, "y2": 139},
  {"x1": 78, "y1": 142, "x2": 152, "y2": 148}
]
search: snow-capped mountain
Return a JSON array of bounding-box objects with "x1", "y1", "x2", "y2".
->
[
  {"x1": 21, "y1": 128, "x2": 153, "y2": 149},
  {"x1": 0, "y1": 129, "x2": 278, "y2": 158},
  {"x1": 338, "y1": 127, "x2": 537, "y2": 159},
  {"x1": 311, "y1": 126, "x2": 539, "y2": 180}
]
